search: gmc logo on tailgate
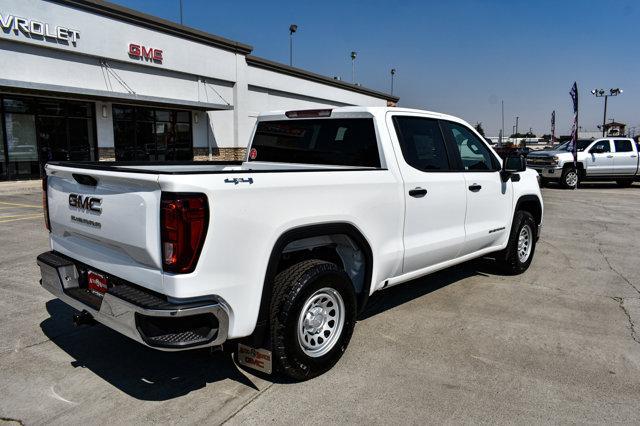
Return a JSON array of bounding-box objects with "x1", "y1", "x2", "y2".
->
[{"x1": 69, "y1": 194, "x2": 102, "y2": 213}]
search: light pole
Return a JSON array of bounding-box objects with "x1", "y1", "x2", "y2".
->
[
  {"x1": 179, "y1": 0, "x2": 183, "y2": 24},
  {"x1": 500, "y1": 100, "x2": 504, "y2": 146},
  {"x1": 515, "y1": 116, "x2": 519, "y2": 135},
  {"x1": 289, "y1": 24, "x2": 298, "y2": 67},
  {"x1": 351, "y1": 51, "x2": 357, "y2": 83},
  {"x1": 390, "y1": 68, "x2": 396, "y2": 94},
  {"x1": 591, "y1": 88, "x2": 622, "y2": 137}
]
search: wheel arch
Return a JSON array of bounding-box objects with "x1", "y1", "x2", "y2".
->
[
  {"x1": 515, "y1": 194, "x2": 543, "y2": 235},
  {"x1": 251, "y1": 222, "x2": 374, "y2": 346}
]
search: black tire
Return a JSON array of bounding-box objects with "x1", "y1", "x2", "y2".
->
[
  {"x1": 496, "y1": 211, "x2": 537, "y2": 275},
  {"x1": 539, "y1": 177, "x2": 548, "y2": 187},
  {"x1": 616, "y1": 179, "x2": 633, "y2": 188},
  {"x1": 560, "y1": 167, "x2": 578, "y2": 189},
  {"x1": 270, "y1": 259, "x2": 356, "y2": 381}
]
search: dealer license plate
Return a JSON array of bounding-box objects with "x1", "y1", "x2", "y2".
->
[{"x1": 87, "y1": 270, "x2": 108, "y2": 297}]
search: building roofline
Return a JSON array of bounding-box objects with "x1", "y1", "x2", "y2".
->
[
  {"x1": 48, "y1": 0, "x2": 254, "y2": 54},
  {"x1": 246, "y1": 55, "x2": 400, "y2": 103}
]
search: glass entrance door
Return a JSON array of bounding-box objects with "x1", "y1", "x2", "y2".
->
[{"x1": 0, "y1": 95, "x2": 96, "y2": 180}]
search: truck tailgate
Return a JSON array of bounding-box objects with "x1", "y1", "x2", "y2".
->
[{"x1": 46, "y1": 164, "x2": 164, "y2": 292}]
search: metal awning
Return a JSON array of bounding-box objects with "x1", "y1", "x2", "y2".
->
[{"x1": 0, "y1": 79, "x2": 233, "y2": 111}]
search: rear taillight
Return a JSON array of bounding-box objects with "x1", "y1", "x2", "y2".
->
[
  {"x1": 160, "y1": 193, "x2": 209, "y2": 274},
  {"x1": 42, "y1": 175, "x2": 51, "y2": 232}
]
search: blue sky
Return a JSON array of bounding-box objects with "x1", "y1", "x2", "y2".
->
[{"x1": 112, "y1": 0, "x2": 639, "y2": 136}]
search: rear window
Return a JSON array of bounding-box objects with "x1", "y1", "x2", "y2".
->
[
  {"x1": 250, "y1": 118, "x2": 381, "y2": 167},
  {"x1": 614, "y1": 139, "x2": 633, "y2": 152}
]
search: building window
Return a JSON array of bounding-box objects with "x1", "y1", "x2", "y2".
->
[
  {"x1": 0, "y1": 95, "x2": 95, "y2": 180},
  {"x1": 112, "y1": 105, "x2": 192, "y2": 161}
]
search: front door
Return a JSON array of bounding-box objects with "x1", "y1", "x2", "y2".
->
[
  {"x1": 440, "y1": 121, "x2": 513, "y2": 255},
  {"x1": 389, "y1": 114, "x2": 467, "y2": 273},
  {"x1": 612, "y1": 139, "x2": 637, "y2": 175},
  {"x1": 586, "y1": 140, "x2": 613, "y2": 175}
]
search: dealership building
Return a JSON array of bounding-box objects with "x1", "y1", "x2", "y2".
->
[{"x1": 0, "y1": 0, "x2": 398, "y2": 180}]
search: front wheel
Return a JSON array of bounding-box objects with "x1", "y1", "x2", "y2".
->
[
  {"x1": 270, "y1": 259, "x2": 356, "y2": 381},
  {"x1": 496, "y1": 211, "x2": 537, "y2": 275},
  {"x1": 560, "y1": 167, "x2": 578, "y2": 189}
]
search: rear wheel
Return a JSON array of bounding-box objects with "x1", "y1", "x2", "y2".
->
[
  {"x1": 270, "y1": 259, "x2": 356, "y2": 381},
  {"x1": 616, "y1": 179, "x2": 634, "y2": 188},
  {"x1": 560, "y1": 167, "x2": 578, "y2": 189},
  {"x1": 496, "y1": 211, "x2": 537, "y2": 275}
]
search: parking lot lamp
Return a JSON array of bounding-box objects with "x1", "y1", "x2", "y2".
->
[
  {"x1": 351, "y1": 51, "x2": 357, "y2": 83},
  {"x1": 390, "y1": 68, "x2": 396, "y2": 95},
  {"x1": 592, "y1": 88, "x2": 622, "y2": 137},
  {"x1": 289, "y1": 24, "x2": 298, "y2": 66}
]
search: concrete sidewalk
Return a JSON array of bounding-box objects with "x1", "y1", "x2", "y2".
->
[{"x1": 0, "y1": 179, "x2": 41, "y2": 196}]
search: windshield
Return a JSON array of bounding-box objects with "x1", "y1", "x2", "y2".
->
[{"x1": 558, "y1": 140, "x2": 592, "y2": 152}]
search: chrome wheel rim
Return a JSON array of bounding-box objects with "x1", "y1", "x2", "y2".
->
[
  {"x1": 517, "y1": 224, "x2": 532, "y2": 263},
  {"x1": 297, "y1": 288, "x2": 345, "y2": 358},
  {"x1": 565, "y1": 171, "x2": 578, "y2": 187}
]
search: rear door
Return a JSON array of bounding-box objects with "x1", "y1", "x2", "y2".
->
[
  {"x1": 389, "y1": 114, "x2": 467, "y2": 273},
  {"x1": 440, "y1": 120, "x2": 512, "y2": 255},
  {"x1": 612, "y1": 139, "x2": 638, "y2": 175},
  {"x1": 586, "y1": 140, "x2": 614, "y2": 175},
  {"x1": 46, "y1": 165, "x2": 164, "y2": 292}
]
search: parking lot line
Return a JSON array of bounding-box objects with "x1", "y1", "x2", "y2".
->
[
  {"x1": 0, "y1": 201, "x2": 41, "y2": 209},
  {"x1": 0, "y1": 214, "x2": 43, "y2": 223}
]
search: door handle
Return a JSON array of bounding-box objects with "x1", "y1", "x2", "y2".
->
[
  {"x1": 468, "y1": 184, "x2": 482, "y2": 192},
  {"x1": 606, "y1": 155, "x2": 614, "y2": 158},
  {"x1": 631, "y1": 155, "x2": 638, "y2": 158},
  {"x1": 408, "y1": 187, "x2": 427, "y2": 198}
]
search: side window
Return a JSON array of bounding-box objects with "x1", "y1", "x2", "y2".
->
[
  {"x1": 614, "y1": 140, "x2": 633, "y2": 152},
  {"x1": 392, "y1": 116, "x2": 451, "y2": 171},
  {"x1": 591, "y1": 140, "x2": 611, "y2": 153},
  {"x1": 442, "y1": 121, "x2": 498, "y2": 171}
]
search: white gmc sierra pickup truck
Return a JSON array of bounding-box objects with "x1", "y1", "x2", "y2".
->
[
  {"x1": 526, "y1": 138, "x2": 639, "y2": 189},
  {"x1": 38, "y1": 107, "x2": 543, "y2": 380}
]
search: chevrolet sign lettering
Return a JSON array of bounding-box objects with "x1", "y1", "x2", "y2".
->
[
  {"x1": 69, "y1": 194, "x2": 102, "y2": 213},
  {"x1": 0, "y1": 13, "x2": 80, "y2": 45}
]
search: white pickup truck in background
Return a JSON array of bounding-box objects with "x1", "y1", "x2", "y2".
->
[
  {"x1": 526, "y1": 138, "x2": 639, "y2": 188},
  {"x1": 38, "y1": 107, "x2": 543, "y2": 380}
]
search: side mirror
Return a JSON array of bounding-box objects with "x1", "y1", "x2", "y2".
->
[{"x1": 501, "y1": 155, "x2": 526, "y2": 182}]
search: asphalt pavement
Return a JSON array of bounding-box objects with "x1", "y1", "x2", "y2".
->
[{"x1": 0, "y1": 183, "x2": 639, "y2": 424}]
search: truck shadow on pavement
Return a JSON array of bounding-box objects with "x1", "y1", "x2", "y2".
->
[
  {"x1": 359, "y1": 259, "x2": 494, "y2": 320},
  {"x1": 40, "y1": 300, "x2": 259, "y2": 401},
  {"x1": 40, "y1": 258, "x2": 500, "y2": 397}
]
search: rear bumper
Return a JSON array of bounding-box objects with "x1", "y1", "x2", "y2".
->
[{"x1": 37, "y1": 251, "x2": 229, "y2": 351}]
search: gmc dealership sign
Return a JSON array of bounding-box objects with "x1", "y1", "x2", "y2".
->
[
  {"x1": 128, "y1": 43, "x2": 163, "y2": 63},
  {"x1": 0, "y1": 13, "x2": 80, "y2": 44}
]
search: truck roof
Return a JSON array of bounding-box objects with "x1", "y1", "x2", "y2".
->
[{"x1": 256, "y1": 106, "x2": 465, "y2": 124}]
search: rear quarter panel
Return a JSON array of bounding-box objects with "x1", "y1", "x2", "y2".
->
[{"x1": 158, "y1": 169, "x2": 404, "y2": 338}]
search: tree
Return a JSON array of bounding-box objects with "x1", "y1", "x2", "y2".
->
[{"x1": 474, "y1": 122, "x2": 485, "y2": 137}]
